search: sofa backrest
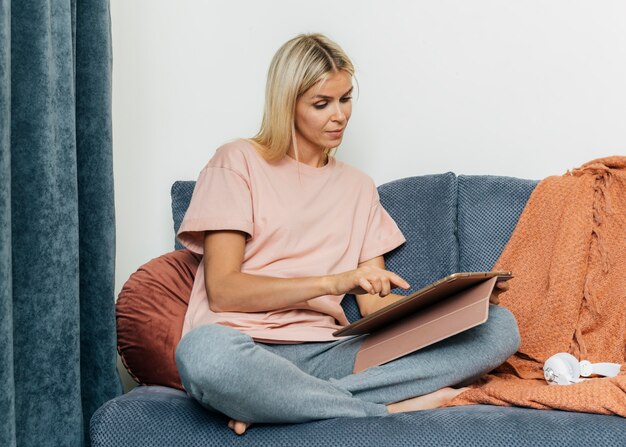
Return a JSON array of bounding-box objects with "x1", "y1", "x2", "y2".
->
[
  {"x1": 171, "y1": 173, "x2": 538, "y2": 323},
  {"x1": 457, "y1": 175, "x2": 538, "y2": 272},
  {"x1": 377, "y1": 173, "x2": 459, "y2": 294},
  {"x1": 171, "y1": 181, "x2": 195, "y2": 250}
]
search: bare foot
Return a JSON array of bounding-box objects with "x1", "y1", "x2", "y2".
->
[
  {"x1": 228, "y1": 419, "x2": 252, "y2": 435},
  {"x1": 386, "y1": 387, "x2": 469, "y2": 414}
]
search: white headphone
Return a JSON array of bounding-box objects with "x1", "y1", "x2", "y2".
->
[{"x1": 543, "y1": 353, "x2": 621, "y2": 385}]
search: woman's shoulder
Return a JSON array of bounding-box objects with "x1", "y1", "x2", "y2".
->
[
  {"x1": 206, "y1": 139, "x2": 259, "y2": 170},
  {"x1": 212, "y1": 138, "x2": 256, "y2": 158},
  {"x1": 334, "y1": 158, "x2": 376, "y2": 189}
]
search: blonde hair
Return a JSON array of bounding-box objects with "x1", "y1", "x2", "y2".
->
[{"x1": 249, "y1": 33, "x2": 355, "y2": 163}]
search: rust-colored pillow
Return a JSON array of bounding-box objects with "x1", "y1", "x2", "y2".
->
[{"x1": 116, "y1": 249, "x2": 201, "y2": 390}]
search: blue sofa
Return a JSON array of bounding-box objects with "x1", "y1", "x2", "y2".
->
[{"x1": 90, "y1": 173, "x2": 626, "y2": 446}]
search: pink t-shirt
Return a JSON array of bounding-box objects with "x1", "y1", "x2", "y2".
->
[{"x1": 177, "y1": 139, "x2": 406, "y2": 342}]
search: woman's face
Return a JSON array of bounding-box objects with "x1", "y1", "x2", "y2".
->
[{"x1": 293, "y1": 70, "x2": 353, "y2": 155}]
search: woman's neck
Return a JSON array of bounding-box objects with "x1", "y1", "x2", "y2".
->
[{"x1": 287, "y1": 147, "x2": 328, "y2": 168}]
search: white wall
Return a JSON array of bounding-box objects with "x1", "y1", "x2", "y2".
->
[{"x1": 111, "y1": 0, "x2": 626, "y2": 388}]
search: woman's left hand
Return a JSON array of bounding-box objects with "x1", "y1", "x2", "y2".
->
[{"x1": 489, "y1": 280, "x2": 510, "y2": 305}]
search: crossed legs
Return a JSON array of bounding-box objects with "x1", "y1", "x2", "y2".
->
[{"x1": 176, "y1": 305, "x2": 520, "y2": 433}]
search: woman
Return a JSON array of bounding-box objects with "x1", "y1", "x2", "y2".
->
[{"x1": 175, "y1": 33, "x2": 519, "y2": 436}]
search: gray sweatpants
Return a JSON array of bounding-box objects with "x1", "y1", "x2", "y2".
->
[{"x1": 175, "y1": 304, "x2": 520, "y2": 424}]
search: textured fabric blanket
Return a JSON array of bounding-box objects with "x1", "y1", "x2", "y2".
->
[{"x1": 449, "y1": 156, "x2": 626, "y2": 416}]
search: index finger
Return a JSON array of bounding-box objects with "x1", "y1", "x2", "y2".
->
[{"x1": 388, "y1": 271, "x2": 410, "y2": 290}]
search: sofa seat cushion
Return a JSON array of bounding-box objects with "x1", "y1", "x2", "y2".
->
[{"x1": 90, "y1": 386, "x2": 626, "y2": 447}]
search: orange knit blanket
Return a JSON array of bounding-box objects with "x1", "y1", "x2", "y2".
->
[{"x1": 448, "y1": 156, "x2": 626, "y2": 416}]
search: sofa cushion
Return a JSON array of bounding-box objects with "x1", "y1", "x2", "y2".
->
[
  {"x1": 91, "y1": 385, "x2": 626, "y2": 447},
  {"x1": 171, "y1": 181, "x2": 196, "y2": 250},
  {"x1": 378, "y1": 173, "x2": 459, "y2": 292},
  {"x1": 457, "y1": 175, "x2": 538, "y2": 272},
  {"x1": 116, "y1": 249, "x2": 201, "y2": 390}
]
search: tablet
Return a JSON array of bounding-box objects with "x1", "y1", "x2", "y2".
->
[{"x1": 333, "y1": 271, "x2": 512, "y2": 337}]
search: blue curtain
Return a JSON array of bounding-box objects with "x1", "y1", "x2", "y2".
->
[{"x1": 0, "y1": 1, "x2": 121, "y2": 446}]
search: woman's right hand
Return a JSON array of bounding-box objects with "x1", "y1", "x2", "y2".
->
[{"x1": 328, "y1": 265, "x2": 410, "y2": 297}]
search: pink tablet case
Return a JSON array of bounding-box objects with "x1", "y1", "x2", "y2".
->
[{"x1": 351, "y1": 276, "x2": 498, "y2": 374}]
